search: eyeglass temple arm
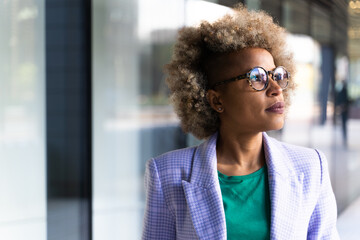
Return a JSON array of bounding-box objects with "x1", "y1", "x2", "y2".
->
[{"x1": 210, "y1": 73, "x2": 248, "y2": 89}]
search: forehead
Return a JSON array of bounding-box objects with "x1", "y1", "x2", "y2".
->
[
  {"x1": 204, "y1": 48, "x2": 275, "y2": 85},
  {"x1": 223, "y1": 48, "x2": 275, "y2": 71}
]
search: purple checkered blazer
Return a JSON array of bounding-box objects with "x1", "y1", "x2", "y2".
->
[{"x1": 142, "y1": 132, "x2": 339, "y2": 239}]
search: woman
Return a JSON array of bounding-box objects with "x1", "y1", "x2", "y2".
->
[{"x1": 142, "y1": 5, "x2": 339, "y2": 240}]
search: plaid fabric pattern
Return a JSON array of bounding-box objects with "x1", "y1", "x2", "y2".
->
[{"x1": 142, "y1": 132, "x2": 339, "y2": 240}]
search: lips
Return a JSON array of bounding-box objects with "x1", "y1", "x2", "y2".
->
[{"x1": 265, "y1": 102, "x2": 285, "y2": 114}]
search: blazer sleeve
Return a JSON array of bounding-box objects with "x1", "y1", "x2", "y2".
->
[
  {"x1": 307, "y1": 150, "x2": 340, "y2": 240},
  {"x1": 142, "y1": 158, "x2": 176, "y2": 240}
]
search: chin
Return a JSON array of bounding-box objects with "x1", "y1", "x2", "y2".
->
[
  {"x1": 265, "y1": 121, "x2": 285, "y2": 132},
  {"x1": 273, "y1": 125, "x2": 284, "y2": 131}
]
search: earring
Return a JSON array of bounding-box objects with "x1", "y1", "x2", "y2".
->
[{"x1": 218, "y1": 107, "x2": 222, "y2": 111}]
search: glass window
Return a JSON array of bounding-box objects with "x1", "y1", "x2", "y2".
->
[
  {"x1": 311, "y1": 4, "x2": 331, "y2": 45},
  {"x1": 261, "y1": 0, "x2": 282, "y2": 25},
  {"x1": 92, "y1": 0, "x2": 185, "y2": 239},
  {"x1": 348, "y1": 3, "x2": 360, "y2": 100},
  {"x1": 283, "y1": 0, "x2": 310, "y2": 35},
  {"x1": 0, "y1": 0, "x2": 46, "y2": 239}
]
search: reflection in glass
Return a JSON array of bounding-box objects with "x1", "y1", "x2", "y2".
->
[
  {"x1": 0, "y1": 0, "x2": 46, "y2": 239},
  {"x1": 92, "y1": 0, "x2": 185, "y2": 239}
]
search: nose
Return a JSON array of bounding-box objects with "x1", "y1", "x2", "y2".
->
[{"x1": 266, "y1": 77, "x2": 282, "y2": 96}]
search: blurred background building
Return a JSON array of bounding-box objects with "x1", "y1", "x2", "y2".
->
[{"x1": 1, "y1": 0, "x2": 360, "y2": 239}]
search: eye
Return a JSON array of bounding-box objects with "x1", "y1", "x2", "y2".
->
[
  {"x1": 274, "y1": 73, "x2": 282, "y2": 81},
  {"x1": 250, "y1": 68, "x2": 267, "y2": 82},
  {"x1": 273, "y1": 67, "x2": 289, "y2": 81},
  {"x1": 250, "y1": 74, "x2": 261, "y2": 82}
]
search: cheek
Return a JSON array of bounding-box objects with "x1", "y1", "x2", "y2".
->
[
  {"x1": 222, "y1": 86, "x2": 264, "y2": 116},
  {"x1": 241, "y1": 95, "x2": 264, "y2": 112},
  {"x1": 226, "y1": 95, "x2": 262, "y2": 118}
]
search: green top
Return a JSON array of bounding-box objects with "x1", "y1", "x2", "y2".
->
[{"x1": 218, "y1": 165, "x2": 271, "y2": 240}]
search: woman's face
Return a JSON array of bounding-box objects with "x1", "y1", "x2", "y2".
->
[{"x1": 208, "y1": 48, "x2": 285, "y2": 134}]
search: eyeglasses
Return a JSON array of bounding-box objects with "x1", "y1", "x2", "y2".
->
[{"x1": 210, "y1": 66, "x2": 290, "y2": 91}]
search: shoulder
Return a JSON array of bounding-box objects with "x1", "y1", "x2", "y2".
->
[
  {"x1": 269, "y1": 135, "x2": 319, "y2": 158},
  {"x1": 266, "y1": 135, "x2": 326, "y2": 180},
  {"x1": 152, "y1": 146, "x2": 197, "y2": 169},
  {"x1": 146, "y1": 145, "x2": 198, "y2": 183},
  {"x1": 269, "y1": 136, "x2": 324, "y2": 164}
]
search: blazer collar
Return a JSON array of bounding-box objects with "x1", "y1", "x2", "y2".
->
[
  {"x1": 188, "y1": 132, "x2": 218, "y2": 187},
  {"x1": 263, "y1": 132, "x2": 296, "y2": 178},
  {"x1": 188, "y1": 131, "x2": 295, "y2": 185}
]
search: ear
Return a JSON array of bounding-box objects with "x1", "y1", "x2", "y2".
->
[{"x1": 207, "y1": 89, "x2": 224, "y2": 113}]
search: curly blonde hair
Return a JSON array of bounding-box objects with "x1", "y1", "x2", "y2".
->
[{"x1": 165, "y1": 4, "x2": 295, "y2": 139}]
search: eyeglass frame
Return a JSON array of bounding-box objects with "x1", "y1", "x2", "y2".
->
[{"x1": 209, "y1": 66, "x2": 290, "y2": 91}]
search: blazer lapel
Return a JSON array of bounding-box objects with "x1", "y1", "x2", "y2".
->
[
  {"x1": 182, "y1": 133, "x2": 226, "y2": 240},
  {"x1": 263, "y1": 133, "x2": 304, "y2": 239}
]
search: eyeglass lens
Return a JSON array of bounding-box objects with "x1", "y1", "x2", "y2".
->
[
  {"x1": 249, "y1": 68, "x2": 268, "y2": 90},
  {"x1": 249, "y1": 67, "x2": 289, "y2": 90},
  {"x1": 273, "y1": 67, "x2": 289, "y2": 89}
]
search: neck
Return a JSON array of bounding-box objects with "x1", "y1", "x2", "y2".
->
[{"x1": 216, "y1": 128, "x2": 265, "y2": 176}]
